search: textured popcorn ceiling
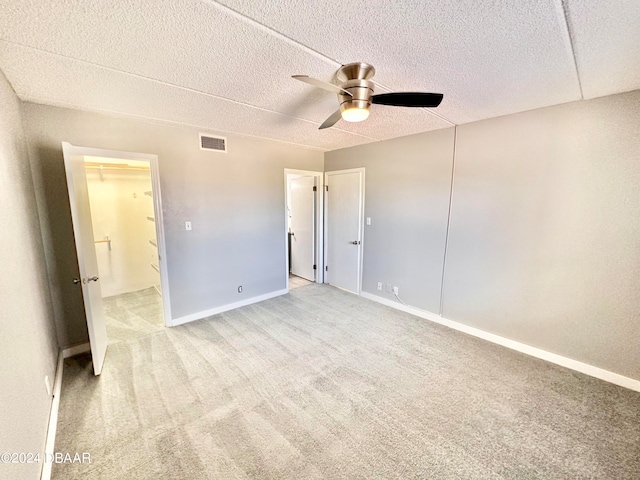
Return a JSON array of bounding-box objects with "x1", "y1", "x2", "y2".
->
[{"x1": 0, "y1": 0, "x2": 638, "y2": 151}]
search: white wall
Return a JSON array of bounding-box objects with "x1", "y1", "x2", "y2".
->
[
  {"x1": 23, "y1": 104, "x2": 324, "y2": 347},
  {"x1": 0, "y1": 71, "x2": 59, "y2": 480},
  {"x1": 325, "y1": 128, "x2": 456, "y2": 314},
  {"x1": 326, "y1": 89, "x2": 640, "y2": 382},
  {"x1": 443, "y1": 90, "x2": 640, "y2": 380},
  {"x1": 86, "y1": 166, "x2": 159, "y2": 297}
]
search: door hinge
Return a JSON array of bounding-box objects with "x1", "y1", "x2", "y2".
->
[
  {"x1": 325, "y1": 185, "x2": 328, "y2": 192},
  {"x1": 325, "y1": 266, "x2": 328, "y2": 271},
  {"x1": 313, "y1": 186, "x2": 317, "y2": 192},
  {"x1": 313, "y1": 264, "x2": 317, "y2": 270}
]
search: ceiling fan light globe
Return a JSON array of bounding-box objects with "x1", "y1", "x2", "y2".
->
[{"x1": 341, "y1": 107, "x2": 370, "y2": 123}]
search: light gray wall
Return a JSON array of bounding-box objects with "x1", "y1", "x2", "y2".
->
[
  {"x1": 23, "y1": 104, "x2": 324, "y2": 347},
  {"x1": 0, "y1": 72, "x2": 59, "y2": 479},
  {"x1": 325, "y1": 90, "x2": 640, "y2": 381},
  {"x1": 444, "y1": 90, "x2": 640, "y2": 380},
  {"x1": 325, "y1": 128, "x2": 456, "y2": 313}
]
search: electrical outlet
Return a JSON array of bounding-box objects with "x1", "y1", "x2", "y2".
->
[
  {"x1": 45, "y1": 376, "x2": 52, "y2": 396},
  {"x1": 393, "y1": 286, "x2": 399, "y2": 295},
  {"x1": 185, "y1": 221, "x2": 192, "y2": 231},
  {"x1": 237, "y1": 285, "x2": 243, "y2": 293},
  {"x1": 366, "y1": 217, "x2": 371, "y2": 226},
  {"x1": 377, "y1": 282, "x2": 382, "y2": 291},
  {"x1": 386, "y1": 283, "x2": 392, "y2": 293}
]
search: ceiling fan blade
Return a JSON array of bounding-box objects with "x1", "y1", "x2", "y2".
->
[
  {"x1": 319, "y1": 109, "x2": 342, "y2": 130},
  {"x1": 292, "y1": 75, "x2": 352, "y2": 97},
  {"x1": 372, "y1": 92, "x2": 443, "y2": 107}
]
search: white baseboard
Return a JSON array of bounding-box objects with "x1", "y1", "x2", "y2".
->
[
  {"x1": 62, "y1": 342, "x2": 91, "y2": 359},
  {"x1": 360, "y1": 291, "x2": 640, "y2": 392},
  {"x1": 171, "y1": 289, "x2": 289, "y2": 327},
  {"x1": 40, "y1": 351, "x2": 64, "y2": 480}
]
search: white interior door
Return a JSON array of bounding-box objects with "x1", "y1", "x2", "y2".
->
[
  {"x1": 62, "y1": 142, "x2": 108, "y2": 375},
  {"x1": 290, "y1": 176, "x2": 316, "y2": 281},
  {"x1": 326, "y1": 169, "x2": 364, "y2": 293}
]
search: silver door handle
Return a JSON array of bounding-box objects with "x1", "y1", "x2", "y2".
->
[
  {"x1": 351, "y1": 240, "x2": 361, "y2": 245},
  {"x1": 82, "y1": 276, "x2": 99, "y2": 284}
]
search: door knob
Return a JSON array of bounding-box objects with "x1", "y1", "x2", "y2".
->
[
  {"x1": 351, "y1": 240, "x2": 361, "y2": 245},
  {"x1": 82, "y1": 276, "x2": 99, "y2": 284},
  {"x1": 73, "y1": 278, "x2": 81, "y2": 284}
]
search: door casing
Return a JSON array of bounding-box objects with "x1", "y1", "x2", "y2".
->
[
  {"x1": 63, "y1": 143, "x2": 172, "y2": 354},
  {"x1": 284, "y1": 169, "x2": 324, "y2": 288}
]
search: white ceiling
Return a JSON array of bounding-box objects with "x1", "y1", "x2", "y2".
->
[{"x1": 0, "y1": 0, "x2": 638, "y2": 151}]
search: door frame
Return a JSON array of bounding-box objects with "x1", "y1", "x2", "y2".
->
[
  {"x1": 62, "y1": 143, "x2": 172, "y2": 327},
  {"x1": 324, "y1": 167, "x2": 365, "y2": 294},
  {"x1": 284, "y1": 169, "x2": 324, "y2": 289}
]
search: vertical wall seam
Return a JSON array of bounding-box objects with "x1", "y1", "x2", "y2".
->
[
  {"x1": 558, "y1": 0, "x2": 585, "y2": 100},
  {"x1": 439, "y1": 126, "x2": 457, "y2": 316}
]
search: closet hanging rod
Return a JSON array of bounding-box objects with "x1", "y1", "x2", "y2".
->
[
  {"x1": 94, "y1": 236, "x2": 111, "y2": 251},
  {"x1": 85, "y1": 162, "x2": 150, "y2": 171}
]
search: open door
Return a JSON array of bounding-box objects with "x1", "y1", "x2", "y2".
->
[
  {"x1": 290, "y1": 176, "x2": 316, "y2": 281},
  {"x1": 62, "y1": 142, "x2": 108, "y2": 375}
]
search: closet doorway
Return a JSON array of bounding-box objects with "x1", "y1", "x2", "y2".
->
[
  {"x1": 85, "y1": 155, "x2": 166, "y2": 344},
  {"x1": 64, "y1": 143, "x2": 170, "y2": 373},
  {"x1": 284, "y1": 169, "x2": 324, "y2": 290}
]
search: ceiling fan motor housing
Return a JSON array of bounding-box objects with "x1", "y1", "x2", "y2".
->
[{"x1": 337, "y1": 63, "x2": 375, "y2": 115}]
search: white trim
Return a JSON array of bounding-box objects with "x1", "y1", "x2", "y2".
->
[
  {"x1": 60, "y1": 144, "x2": 172, "y2": 329},
  {"x1": 61, "y1": 342, "x2": 91, "y2": 359},
  {"x1": 148, "y1": 155, "x2": 172, "y2": 328},
  {"x1": 170, "y1": 289, "x2": 288, "y2": 327},
  {"x1": 324, "y1": 168, "x2": 365, "y2": 294},
  {"x1": 284, "y1": 169, "x2": 324, "y2": 289},
  {"x1": 360, "y1": 291, "x2": 640, "y2": 393},
  {"x1": 40, "y1": 351, "x2": 64, "y2": 480}
]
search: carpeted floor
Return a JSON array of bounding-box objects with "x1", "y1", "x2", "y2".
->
[
  {"x1": 103, "y1": 287, "x2": 164, "y2": 344},
  {"x1": 53, "y1": 284, "x2": 640, "y2": 479}
]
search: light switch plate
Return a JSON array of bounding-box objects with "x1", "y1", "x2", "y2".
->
[{"x1": 185, "y1": 221, "x2": 192, "y2": 231}]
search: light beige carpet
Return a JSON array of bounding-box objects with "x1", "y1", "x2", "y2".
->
[
  {"x1": 103, "y1": 287, "x2": 164, "y2": 344},
  {"x1": 53, "y1": 284, "x2": 640, "y2": 479}
]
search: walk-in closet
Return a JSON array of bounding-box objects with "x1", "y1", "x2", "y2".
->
[{"x1": 84, "y1": 156, "x2": 164, "y2": 343}]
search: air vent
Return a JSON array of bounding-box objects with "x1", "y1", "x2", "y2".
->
[{"x1": 199, "y1": 134, "x2": 227, "y2": 153}]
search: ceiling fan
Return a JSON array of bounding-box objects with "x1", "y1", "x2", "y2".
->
[{"x1": 292, "y1": 62, "x2": 443, "y2": 129}]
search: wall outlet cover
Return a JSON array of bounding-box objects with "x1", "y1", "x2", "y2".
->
[{"x1": 377, "y1": 282, "x2": 383, "y2": 291}]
